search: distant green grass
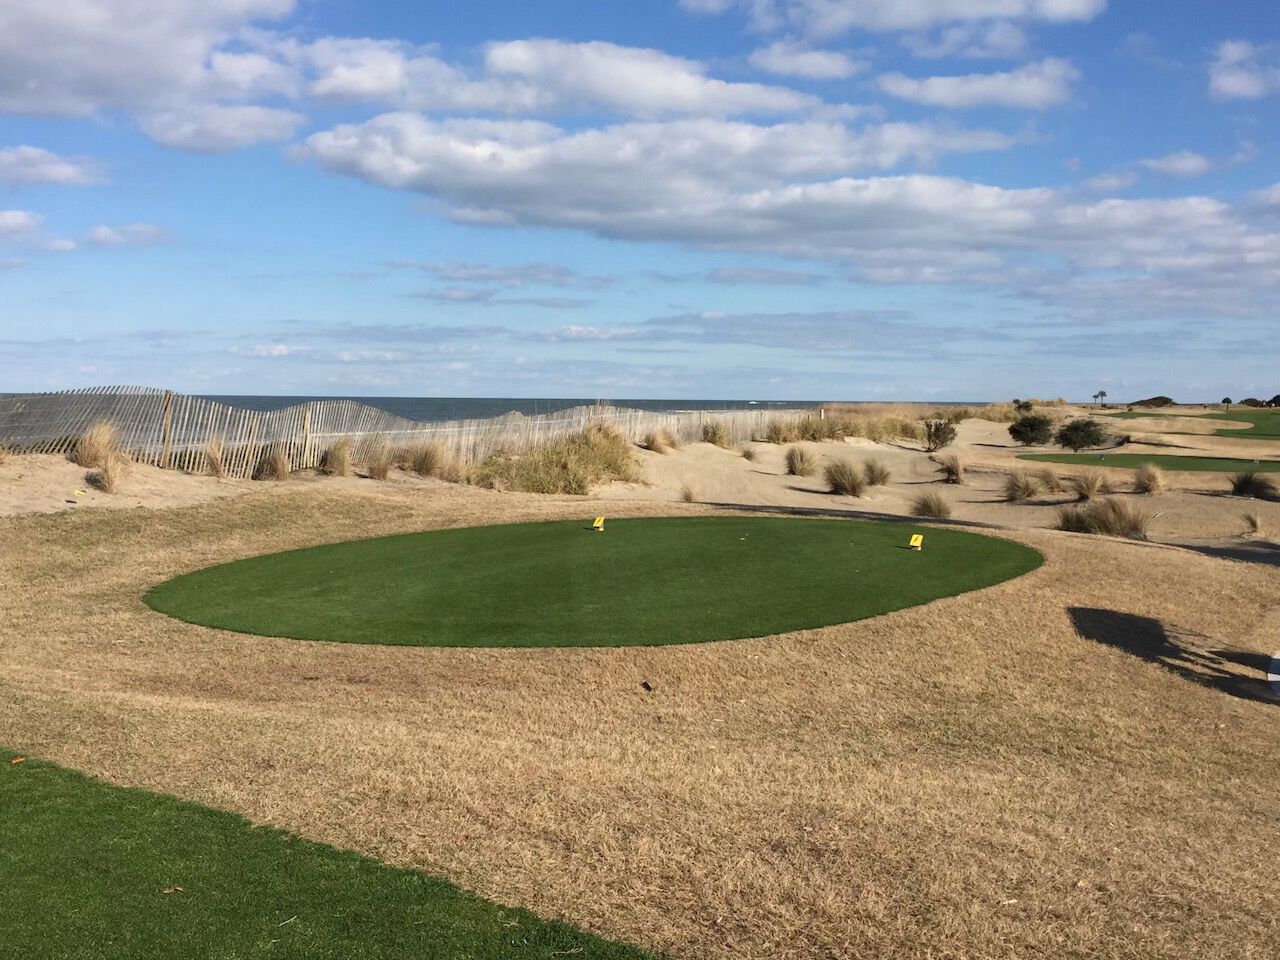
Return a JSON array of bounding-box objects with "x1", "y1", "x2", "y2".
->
[
  {"x1": 145, "y1": 516, "x2": 1042, "y2": 648},
  {"x1": 0, "y1": 749, "x2": 658, "y2": 960},
  {"x1": 1103, "y1": 409, "x2": 1280, "y2": 440},
  {"x1": 1019, "y1": 453, "x2": 1280, "y2": 473}
]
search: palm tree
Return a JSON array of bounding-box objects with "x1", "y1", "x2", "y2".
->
[{"x1": 1092, "y1": 390, "x2": 1108, "y2": 408}]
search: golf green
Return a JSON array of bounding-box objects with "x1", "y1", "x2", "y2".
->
[
  {"x1": 1018, "y1": 453, "x2": 1280, "y2": 473},
  {"x1": 145, "y1": 517, "x2": 1043, "y2": 648}
]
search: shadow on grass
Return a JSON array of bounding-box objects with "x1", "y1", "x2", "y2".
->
[
  {"x1": 1068, "y1": 607, "x2": 1278, "y2": 707},
  {"x1": 1173, "y1": 540, "x2": 1280, "y2": 568},
  {"x1": 707, "y1": 500, "x2": 1001, "y2": 530}
]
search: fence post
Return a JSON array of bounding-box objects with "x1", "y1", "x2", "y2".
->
[
  {"x1": 159, "y1": 389, "x2": 174, "y2": 468},
  {"x1": 302, "y1": 406, "x2": 312, "y2": 467}
]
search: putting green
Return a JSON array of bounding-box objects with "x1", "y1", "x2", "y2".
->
[
  {"x1": 145, "y1": 517, "x2": 1042, "y2": 648},
  {"x1": 1018, "y1": 453, "x2": 1280, "y2": 473}
]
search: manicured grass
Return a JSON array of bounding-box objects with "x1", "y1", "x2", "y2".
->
[
  {"x1": 1103, "y1": 409, "x2": 1280, "y2": 440},
  {"x1": 145, "y1": 516, "x2": 1042, "y2": 648},
  {"x1": 1019, "y1": 453, "x2": 1280, "y2": 473},
  {"x1": 0, "y1": 748, "x2": 658, "y2": 960}
]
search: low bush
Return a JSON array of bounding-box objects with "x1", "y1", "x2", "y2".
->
[
  {"x1": 785, "y1": 446, "x2": 815, "y2": 477},
  {"x1": 923, "y1": 419, "x2": 957, "y2": 452},
  {"x1": 1133, "y1": 464, "x2": 1165, "y2": 494},
  {"x1": 1004, "y1": 471, "x2": 1041, "y2": 502},
  {"x1": 935, "y1": 453, "x2": 964, "y2": 484},
  {"x1": 1008, "y1": 414, "x2": 1054, "y2": 446},
  {"x1": 910, "y1": 492, "x2": 951, "y2": 518},
  {"x1": 1229, "y1": 472, "x2": 1278, "y2": 500},
  {"x1": 1056, "y1": 498, "x2": 1150, "y2": 539},
  {"x1": 863, "y1": 459, "x2": 891, "y2": 486},
  {"x1": 824, "y1": 459, "x2": 866, "y2": 496},
  {"x1": 320, "y1": 437, "x2": 353, "y2": 477},
  {"x1": 71, "y1": 421, "x2": 121, "y2": 469},
  {"x1": 1067, "y1": 471, "x2": 1113, "y2": 501},
  {"x1": 1055, "y1": 419, "x2": 1108, "y2": 452},
  {"x1": 702, "y1": 421, "x2": 730, "y2": 447}
]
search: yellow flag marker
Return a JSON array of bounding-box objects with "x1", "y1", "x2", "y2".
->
[
  {"x1": 909, "y1": 534, "x2": 924, "y2": 551},
  {"x1": 74, "y1": 489, "x2": 88, "y2": 497},
  {"x1": 593, "y1": 517, "x2": 605, "y2": 532}
]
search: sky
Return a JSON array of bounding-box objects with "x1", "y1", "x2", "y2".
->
[{"x1": 1, "y1": 0, "x2": 1278, "y2": 401}]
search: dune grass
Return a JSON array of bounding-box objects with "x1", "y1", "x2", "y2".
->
[
  {"x1": 910, "y1": 492, "x2": 952, "y2": 519},
  {"x1": 471, "y1": 423, "x2": 637, "y2": 495},
  {"x1": 1230, "y1": 472, "x2": 1278, "y2": 500},
  {"x1": 1133, "y1": 464, "x2": 1165, "y2": 494},
  {"x1": 70, "y1": 421, "x2": 121, "y2": 469},
  {"x1": 320, "y1": 437, "x2": 353, "y2": 477},
  {"x1": 824, "y1": 459, "x2": 866, "y2": 496},
  {"x1": 202, "y1": 437, "x2": 226, "y2": 478},
  {"x1": 863, "y1": 459, "x2": 891, "y2": 486},
  {"x1": 0, "y1": 748, "x2": 657, "y2": 960},
  {"x1": 145, "y1": 517, "x2": 1042, "y2": 649},
  {"x1": 86, "y1": 453, "x2": 127, "y2": 493},
  {"x1": 254, "y1": 445, "x2": 292, "y2": 481},
  {"x1": 1020, "y1": 453, "x2": 1280, "y2": 472},
  {"x1": 1056, "y1": 498, "x2": 1151, "y2": 540},
  {"x1": 785, "y1": 446, "x2": 815, "y2": 476}
]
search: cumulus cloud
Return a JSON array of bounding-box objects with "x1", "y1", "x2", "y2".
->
[
  {"x1": 139, "y1": 104, "x2": 304, "y2": 152},
  {"x1": 87, "y1": 223, "x2": 167, "y2": 246},
  {"x1": 0, "y1": 146, "x2": 100, "y2": 186},
  {"x1": 902, "y1": 21, "x2": 1029, "y2": 59},
  {"x1": 0, "y1": 210, "x2": 41, "y2": 236},
  {"x1": 878, "y1": 58, "x2": 1079, "y2": 109},
  {"x1": 680, "y1": 0, "x2": 1106, "y2": 36},
  {"x1": 748, "y1": 40, "x2": 865, "y2": 79},
  {"x1": 1209, "y1": 41, "x2": 1280, "y2": 99},
  {"x1": 1138, "y1": 151, "x2": 1212, "y2": 178}
]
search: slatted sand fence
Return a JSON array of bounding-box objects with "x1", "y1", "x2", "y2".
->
[{"x1": 0, "y1": 387, "x2": 810, "y2": 479}]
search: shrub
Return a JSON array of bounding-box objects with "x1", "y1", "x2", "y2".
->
[
  {"x1": 643, "y1": 428, "x2": 675, "y2": 453},
  {"x1": 824, "y1": 459, "x2": 866, "y2": 496},
  {"x1": 863, "y1": 459, "x2": 891, "y2": 486},
  {"x1": 740, "y1": 446, "x2": 757, "y2": 462},
  {"x1": 321, "y1": 437, "x2": 353, "y2": 477},
  {"x1": 470, "y1": 423, "x2": 638, "y2": 495},
  {"x1": 923, "y1": 419, "x2": 957, "y2": 452},
  {"x1": 1133, "y1": 464, "x2": 1165, "y2": 494},
  {"x1": 365, "y1": 442, "x2": 394, "y2": 481},
  {"x1": 785, "y1": 446, "x2": 815, "y2": 476},
  {"x1": 71, "y1": 421, "x2": 121, "y2": 468},
  {"x1": 910, "y1": 492, "x2": 951, "y2": 518},
  {"x1": 935, "y1": 453, "x2": 964, "y2": 484},
  {"x1": 1008, "y1": 414, "x2": 1054, "y2": 446},
  {"x1": 1229, "y1": 472, "x2": 1278, "y2": 500},
  {"x1": 1066, "y1": 471, "x2": 1113, "y2": 501},
  {"x1": 86, "y1": 453, "x2": 127, "y2": 493},
  {"x1": 1055, "y1": 419, "x2": 1108, "y2": 452},
  {"x1": 702, "y1": 420, "x2": 730, "y2": 447},
  {"x1": 1056, "y1": 498, "x2": 1151, "y2": 539},
  {"x1": 1036, "y1": 468, "x2": 1064, "y2": 493},
  {"x1": 409, "y1": 442, "x2": 446, "y2": 477},
  {"x1": 1013, "y1": 399, "x2": 1035, "y2": 414},
  {"x1": 202, "y1": 437, "x2": 226, "y2": 478},
  {"x1": 1004, "y1": 470, "x2": 1041, "y2": 502},
  {"x1": 254, "y1": 445, "x2": 292, "y2": 481},
  {"x1": 680, "y1": 484, "x2": 696, "y2": 503}
]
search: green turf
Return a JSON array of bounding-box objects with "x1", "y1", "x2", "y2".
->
[
  {"x1": 145, "y1": 516, "x2": 1043, "y2": 649},
  {"x1": 1018, "y1": 453, "x2": 1280, "y2": 472},
  {"x1": 1102, "y1": 409, "x2": 1280, "y2": 440},
  {"x1": 0, "y1": 748, "x2": 659, "y2": 960}
]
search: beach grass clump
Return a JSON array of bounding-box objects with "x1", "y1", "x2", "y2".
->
[
  {"x1": 785, "y1": 446, "x2": 815, "y2": 477},
  {"x1": 702, "y1": 421, "x2": 731, "y2": 447},
  {"x1": 936, "y1": 454, "x2": 965, "y2": 484},
  {"x1": 85, "y1": 452, "x2": 127, "y2": 493},
  {"x1": 1243, "y1": 512, "x2": 1262, "y2": 537},
  {"x1": 1004, "y1": 470, "x2": 1041, "y2": 502},
  {"x1": 1229, "y1": 472, "x2": 1278, "y2": 500},
  {"x1": 910, "y1": 491, "x2": 952, "y2": 519},
  {"x1": 409, "y1": 442, "x2": 445, "y2": 478},
  {"x1": 680, "y1": 484, "x2": 697, "y2": 503},
  {"x1": 764, "y1": 419, "x2": 798, "y2": 444},
  {"x1": 254, "y1": 445, "x2": 292, "y2": 481},
  {"x1": 202, "y1": 437, "x2": 226, "y2": 478},
  {"x1": 740, "y1": 446, "x2": 756, "y2": 461},
  {"x1": 365, "y1": 441, "x2": 395, "y2": 481},
  {"x1": 1056, "y1": 498, "x2": 1151, "y2": 540},
  {"x1": 70, "y1": 421, "x2": 121, "y2": 469},
  {"x1": 0, "y1": 445, "x2": 8, "y2": 465},
  {"x1": 320, "y1": 437, "x2": 353, "y2": 477},
  {"x1": 471, "y1": 422, "x2": 638, "y2": 495},
  {"x1": 1036, "y1": 468, "x2": 1064, "y2": 493},
  {"x1": 923, "y1": 420, "x2": 957, "y2": 452},
  {"x1": 1133, "y1": 464, "x2": 1166, "y2": 494},
  {"x1": 1067, "y1": 471, "x2": 1113, "y2": 501},
  {"x1": 824, "y1": 458, "x2": 867, "y2": 497},
  {"x1": 643, "y1": 428, "x2": 677, "y2": 453},
  {"x1": 863, "y1": 459, "x2": 891, "y2": 486}
]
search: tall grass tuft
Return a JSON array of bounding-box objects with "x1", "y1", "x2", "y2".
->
[
  {"x1": 702, "y1": 420, "x2": 730, "y2": 447},
  {"x1": 86, "y1": 453, "x2": 127, "y2": 493},
  {"x1": 1243, "y1": 512, "x2": 1262, "y2": 537},
  {"x1": 863, "y1": 459, "x2": 891, "y2": 486},
  {"x1": 785, "y1": 446, "x2": 815, "y2": 477},
  {"x1": 0, "y1": 444, "x2": 9, "y2": 465},
  {"x1": 1004, "y1": 470, "x2": 1041, "y2": 502},
  {"x1": 1036, "y1": 468, "x2": 1064, "y2": 493},
  {"x1": 254, "y1": 445, "x2": 292, "y2": 481},
  {"x1": 320, "y1": 437, "x2": 353, "y2": 477},
  {"x1": 471, "y1": 422, "x2": 638, "y2": 495},
  {"x1": 764, "y1": 419, "x2": 796, "y2": 444},
  {"x1": 1067, "y1": 471, "x2": 1113, "y2": 501},
  {"x1": 1133, "y1": 464, "x2": 1166, "y2": 494},
  {"x1": 910, "y1": 491, "x2": 952, "y2": 518},
  {"x1": 366, "y1": 441, "x2": 394, "y2": 481},
  {"x1": 1229, "y1": 472, "x2": 1278, "y2": 500},
  {"x1": 680, "y1": 484, "x2": 697, "y2": 503},
  {"x1": 935, "y1": 454, "x2": 964, "y2": 484},
  {"x1": 71, "y1": 421, "x2": 121, "y2": 468},
  {"x1": 643, "y1": 428, "x2": 676, "y2": 453},
  {"x1": 824, "y1": 458, "x2": 867, "y2": 496},
  {"x1": 740, "y1": 446, "x2": 757, "y2": 462},
  {"x1": 1056, "y1": 498, "x2": 1151, "y2": 539},
  {"x1": 202, "y1": 437, "x2": 226, "y2": 478},
  {"x1": 409, "y1": 442, "x2": 445, "y2": 477}
]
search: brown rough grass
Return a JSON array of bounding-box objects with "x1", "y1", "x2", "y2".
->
[
  {"x1": 365, "y1": 441, "x2": 394, "y2": 481},
  {"x1": 824, "y1": 459, "x2": 866, "y2": 496},
  {"x1": 643, "y1": 429, "x2": 677, "y2": 453},
  {"x1": 1056, "y1": 497, "x2": 1151, "y2": 539},
  {"x1": 1004, "y1": 470, "x2": 1041, "y2": 502},
  {"x1": 70, "y1": 421, "x2": 121, "y2": 469},
  {"x1": 1067, "y1": 471, "x2": 1114, "y2": 501},
  {"x1": 1, "y1": 487, "x2": 1278, "y2": 960},
  {"x1": 785, "y1": 446, "x2": 815, "y2": 477},
  {"x1": 863, "y1": 459, "x2": 891, "y2": 486},
  {"x1": 1134, "y1": 464, "x2": 1166, "y2": 494},
  {"x1": 471, "y1": 423, "x2": 637, "y2": 495},
  {"x1": 254, "y1": 445, "x2": 292, "y2": 481},
  {"x1": 321, "y1": 437, "x2": 353, "y2": 477},
  {"x1": 701, "y1": 421, "x2": 730, "y2": 447},
  {"x1": 935, "y1": 453, "x2": 965, "y2": 484},
  {"x1": 202, "y1": 437, "x2": 226, "y2": 479},
  {"x1": 909, "y1": 491, "x2": 951, "y2": 518},
  {"x1": 85, "y1": 453, "x2": 127, "y2": 493}
]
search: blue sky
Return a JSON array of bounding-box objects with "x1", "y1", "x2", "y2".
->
[{"x1": 1, "y1": 0, "x2": 1277, "y2": 401}]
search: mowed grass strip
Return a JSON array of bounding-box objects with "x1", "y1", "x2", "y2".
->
[
  {"x1": 1019, "y1": 453, "x2": 1280, "y2": 473},
  {"x1": 0, "y1": 749, "x2": 659, "y2": 960},
  {"x1": 1103, "y1": 409, "x2": 1280, "y2": 440},
  {"x1": 145, "y1": 516, "x2": 1042, "y2": 648}
]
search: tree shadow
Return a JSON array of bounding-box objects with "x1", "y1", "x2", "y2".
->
[
  {"x1": 1068, "y1": 607, "x2": 1278, "y2": 707},
  {"x1": 1172, "y1": 540, "x2": 1280, "y2": 568}
]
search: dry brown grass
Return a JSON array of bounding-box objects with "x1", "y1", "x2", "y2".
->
[
  {"x1": 365, "y1": 442, "x2": 395, "y2": 481},
  {"x1": 680, "y1": 484, "x2": 696, "y2": 503},
  {"x1": 935, "y1": 453, "x2": 965, "y2": 484},
  {"x1": 470, "y1": 423, "x2": 637, "y2": 495},
  {"x1": 1133, "y1": 464, "x2": 1166, "y2": 494},
  {"x1": 1067, "y1": 471, "x2": 1114, "y2": 501},
  {"x1": 824, "y1": 459, "x2": 866, "y2": 496},
  {"x1": 643, "y1": 429, "x2": 677, "y2": 453},
  {"x1": 909, "y1": 491, "x2": 951, "y2": 518},
  {"x1": 739, "y1": 446, "x2": 756, "y2": 462},
  {"x1": 862, "y1": 459, "x2": 891, "y2": 486},
  {"x1": 202, "y1": 437, "x2": 226, "y2": 479},
  {"x1": 254, "y1": 445, "x2": 292, "y2": 482},
  {"x1": 1004, "y1": 470, "x2": 1041, "y2": 502},
  {"x1": 70, "y1": 421, "x2": 121, "y2": 469},
  {"x1": 1242, "y1": 511, "x2": 1262, "y2": 537},
  {"x1": 84, "y1": 453, "x2": 127, "y2": 493},
  {"x1": 1036, "y1": 468, "x2": 1064, "y2": 493},
  {"x1": 785, "y1": 446, "x2": 815, "y2": 477},
  {"x1": 321, "y1": 437, "x2": 353, "y2": 477},
  {"x1": 1230, "y1": 472, "x2": 1278, "y2": 501},
  {"x1": 1056, "y1": 497, "x2": 1151, "y2": 539},
  {"x1": 701, "y1": 421, "x2": 730, "y2": 447},
  {"x1": 0, "y1": 444, "x2": 10, "y2": 466}
]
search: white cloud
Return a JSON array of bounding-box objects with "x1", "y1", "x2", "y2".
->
[
  {"x1": 1209, "y1": 41, "x2": 1280, "y2": 99},
  {"x1": 139, "y1": 104, "x2": 304, "y2": 152},
  {"x1": 879, "y1": 58, "x2": 1078, "y2": 108},
  {"x1": 87, "y1": 223, "x2": 167, "y2": 246},
  {"x1": 902, "y1": 21, "x2": 1029, "y2": 59},
  {"x1": 0, "y1": 258, "x2": 26, "y2": 271},
  {"x1": 708, "y1": 266, "x2": 828, "y2": 284},
  {"x1": 0, "y1": 146, "x2": 100, "y2": 186},
  {"x1": 748, "y1": 40, "x2": 864, "y2": 80},
  {"x1": 681, "y1": 0, "x2": 1106, "y2": 36},
  {"x1": 0, "y1": 210, "x2": 40, "y2": 236},
  {"x1": 1138, "y1": 151, "x2": 1212, "y2": 178},
  {"x1": 1081, "y1": 170, "x2": 1138, "y2": 192},
  {"x1": 1251, "y1": 183, "x2": 1280, "y2": 210}
]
